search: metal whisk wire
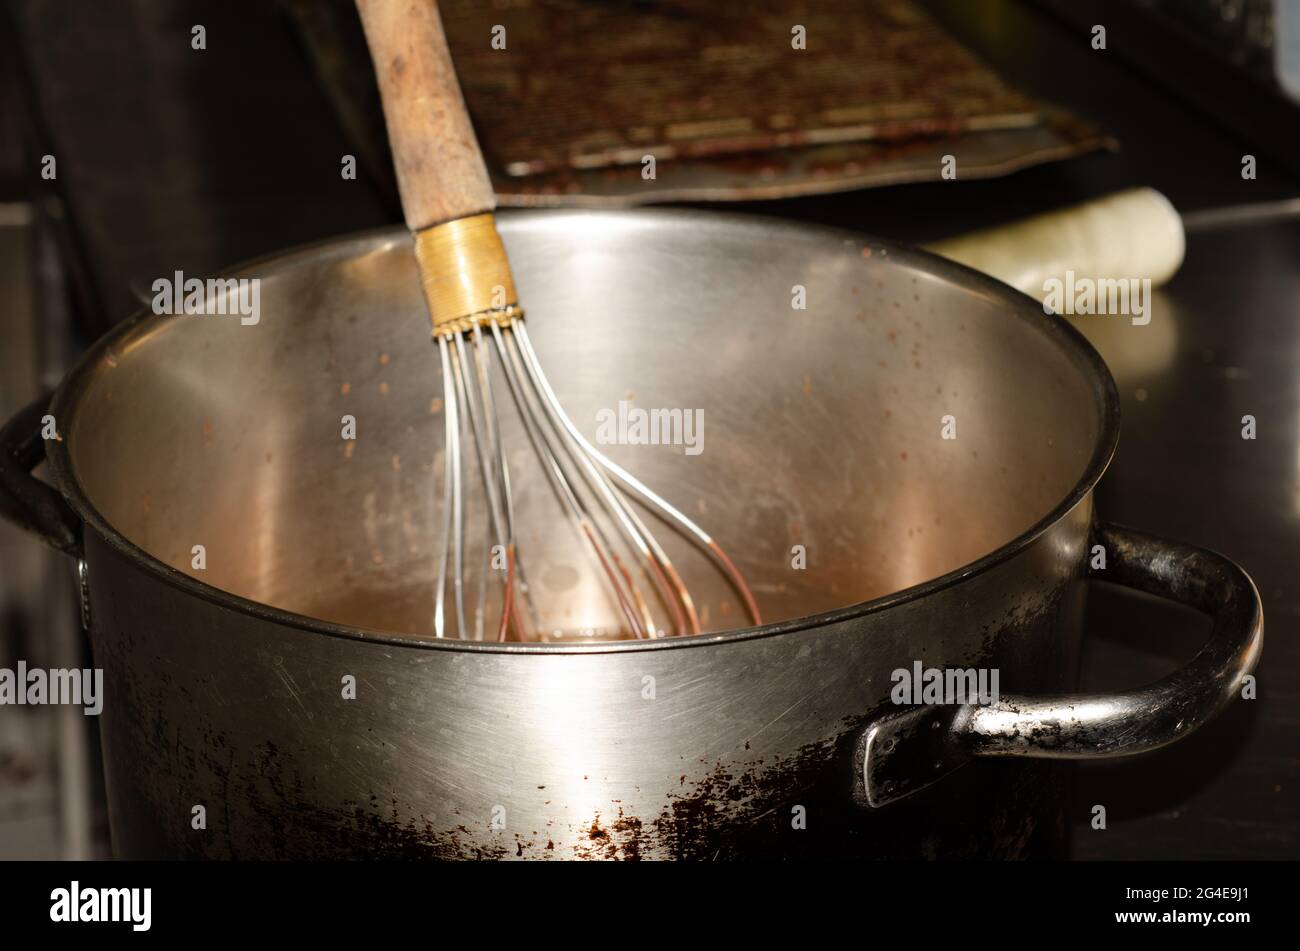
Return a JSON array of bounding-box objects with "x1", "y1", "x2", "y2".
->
[
  {"x1": 500, "y1": 320, "x2": 687, "y2": 638},
  {"x1": 510, "y1": 321, "x2": 759, "y2": 624},
  {"x1": 435, "y1": 328, "x2": 527, "y2": 641},
  {"x1": 432, "y1": 316, "x2": 760, "y2": 642}
]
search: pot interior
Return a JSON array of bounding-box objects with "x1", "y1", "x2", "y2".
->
[{"x1": 62, "y1": 210, "x2": 1105, "y2": 640}]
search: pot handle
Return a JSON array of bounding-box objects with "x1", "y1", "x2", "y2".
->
[
  {"x1": 0, "y1": 393, "x2": 83, "y2": 556},
  {"x1": 862, "y1": 522, "x2": 1263, "y2": 807}
]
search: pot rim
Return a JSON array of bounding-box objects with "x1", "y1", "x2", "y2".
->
[{"x1": 45, "y1": 208, "x2": 1121, "y2": 655}]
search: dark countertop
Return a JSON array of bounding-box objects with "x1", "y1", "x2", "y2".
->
[
  {"x1": 1068, "y1": 215, "x2": 1299, "y2": 858},
  {"x1": 6, "y1": 0, "x2": 1297, "y2": 858}
]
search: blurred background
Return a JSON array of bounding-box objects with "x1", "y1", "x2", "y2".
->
[{"x1": 1, "y1": 0, "x2": 1297, "y2": 858}]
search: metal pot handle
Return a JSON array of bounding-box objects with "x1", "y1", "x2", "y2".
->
[
  {"x1": 0, "y1": 393, "x2": 83, "y2": 556},
  {"x1": 863, "y1": 522, "x2": 1263, "y2": 807}
]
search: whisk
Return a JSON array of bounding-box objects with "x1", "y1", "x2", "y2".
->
[{"x1": 357, "y1": 0, "x2": 759, "y2": 641}]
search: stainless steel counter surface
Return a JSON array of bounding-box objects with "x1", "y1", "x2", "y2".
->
[{"x1": 1068, "y1": 213, "x2": 1299, "y2": 858}]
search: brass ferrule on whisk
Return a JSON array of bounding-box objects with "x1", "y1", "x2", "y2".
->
[{"x1": 412, "y1": 213, "x2": 522, "y2": 336}]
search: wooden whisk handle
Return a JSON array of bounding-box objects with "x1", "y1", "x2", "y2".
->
[
  {"x1": 357, "y1": 0, "x2": 518, "y2": 333},
  {"x1": 356, "y1": 0, "x2": 495, "y2": 231}
]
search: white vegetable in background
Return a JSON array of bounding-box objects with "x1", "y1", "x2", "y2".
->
[
  {"x1": 927, "y1": 187, "x2": 1185, "y2": 299},
  {"x1": 928, "y1": 187, "x2": 1184, "y2": 383}
]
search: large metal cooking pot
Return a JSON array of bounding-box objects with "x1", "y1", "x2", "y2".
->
[{"x1": 0, "y1": 210, "x2": 1262, "y2": 859}]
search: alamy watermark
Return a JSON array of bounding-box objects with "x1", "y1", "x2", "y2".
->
[
  {"x1": 0, "y1": 662, "x2": 103, "y2": 715},
  {"x1": 891, "y1": 661, "x2": 1000, "y2": 705},
  {"x1": 1043, "y1": 270, "x2": 1151, "y2": 326},
  {"x1": 50, "y1": 882, "x2": 150, "y2": 931},
  {"x1": 595, "y1": 400, "x2": 703, "y2": 456},
  {"x1": 151, "y1": 270, "x2": 260, "y2": 325}
]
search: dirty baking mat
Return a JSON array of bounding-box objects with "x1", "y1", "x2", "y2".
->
[{"x1": 437, "y1": 0, "x2": 1108, "y2": 203}]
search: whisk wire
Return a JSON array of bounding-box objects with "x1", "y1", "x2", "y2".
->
[
  {"x1": 470, "y1": 324, "x2": 541, "y2": 635},
  {"x1": 488, "y1": 322, "x2": 649, "y2": 638},
  {"x1": 503, "y1": 322, "x2": 691, "y2": 636},
  {"x1": 433, "y1": 337, "x2": 461, "y2": 638},
  {"x1": 434, "y1": 314, "x2": 762, "y2": 641},
  {"x1": 512, "y1": 321, "x2": 761, "y2": 628},
  {"x1": 446, "y1": 341, "x2": 473, "y2": 638},
  {"x1": 451, "y1": 333, "x2": 527, "y2": 641}
]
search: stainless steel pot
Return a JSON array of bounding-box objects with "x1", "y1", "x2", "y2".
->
[{"x1": 0, "y1": 210, "x2": 1262, "y2": 859}]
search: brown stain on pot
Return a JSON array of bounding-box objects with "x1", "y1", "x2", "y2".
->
[{"x1": 92, "y1": 544, "x2": 1070, "y2": 861}]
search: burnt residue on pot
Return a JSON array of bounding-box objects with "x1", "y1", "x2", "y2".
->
[
  {"x1": 106, "y1": 644, "x2": 1060, "y2": 861},
  {"x1": 113, "y1": 717, "x2": 1062, "y2": 860},
  {"x1": 549, "y1": 710, "x2": 1064, "y2": 861},
  {"x1": 91, "y1": 567, "x2": 1074, "y2": 860}
]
